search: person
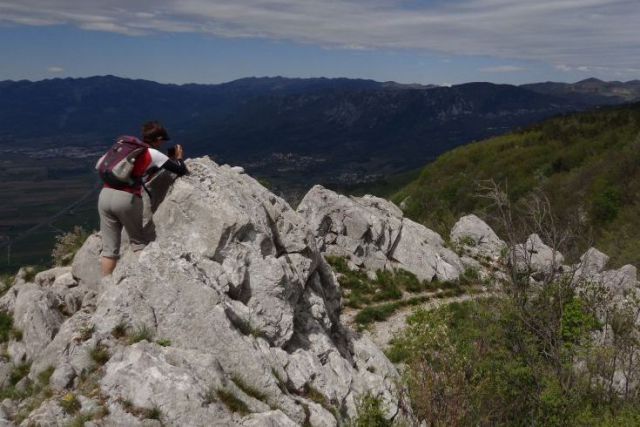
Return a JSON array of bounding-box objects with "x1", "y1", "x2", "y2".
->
[{"x1": 98, "y1": 121, "x2": 188, "y2": 276}]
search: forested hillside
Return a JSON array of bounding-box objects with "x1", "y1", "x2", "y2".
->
[{"x1": 394, "y1": 102, "x2": 640, "y2": 267}]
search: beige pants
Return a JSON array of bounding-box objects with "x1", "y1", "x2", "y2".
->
[{"x1": 98, "y1": 188, "x2": 147, "y2": 258}]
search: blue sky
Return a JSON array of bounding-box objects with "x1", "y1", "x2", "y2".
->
[{"x1": 0, "y1": 0, "x2": 638, "y2": 85}]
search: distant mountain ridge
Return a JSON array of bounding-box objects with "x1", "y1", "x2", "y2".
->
[
  {"x1": 1, "y1": 75, "x2": 638, "y2": 193},
  {"x1": 521, "y1": 77, "x2": 640, "y2": 104}
]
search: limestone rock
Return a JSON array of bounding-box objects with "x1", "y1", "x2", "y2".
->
[
  {"x1": 12, "y1": 284, "x2": 64, "y2": 362},
  {"x1": 297, "y1": 185, "x2": 463, "y2": 281},
  {"x1": 511, "y1": 234, "x2": 565, "y2": 277},
  {"x1": 71, "y1": 233, "x2": 102, "y2": 291},
  {"x1": 577, "y1": 247, "x2": 609, "y2": 278},
  {"x1": 6, "y1": 158, "x2": 402, "y2": 426},
  {"x1": 450, "y1": 214, "x2": 506, "y2": 260}
]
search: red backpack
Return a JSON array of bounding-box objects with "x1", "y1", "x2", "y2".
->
[{"x1": 96, "y1": 136, "x2": 149, "y2": 190}]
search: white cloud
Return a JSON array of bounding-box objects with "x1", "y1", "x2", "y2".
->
[
  {"x1": 479, "y1": 65, "x2": 524, "y2": 73},
  {"x1": 555, "y1": 64, "x2": 572, "y2": 72},
  {"x1": 1, "y1": 0, "x2": 639, "y2": 78},
  {"x1": 47, "y1": 66, "x2": 64, "y2": 73}
]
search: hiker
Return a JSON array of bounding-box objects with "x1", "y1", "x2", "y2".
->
[{"x1": 97, "y1": 121, "x2": 188, "y2": 276}]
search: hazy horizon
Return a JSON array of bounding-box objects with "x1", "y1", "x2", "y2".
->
[{"x1": 1, "y1": 1, "x2": 638, "y2": 86}]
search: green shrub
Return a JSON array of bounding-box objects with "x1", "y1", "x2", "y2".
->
[
  {"x1": 352, "y1": 393, "x2": 391, "y2": 427},
  {"x1": 325, "y1": 255, "x2": 350, "y2": 274},
  {"x1": 156, "y1": 338, "x2": 171, "y2": 347},
  {"x1": 52, "y1": 226, "x2": 89, "y2": 266}
]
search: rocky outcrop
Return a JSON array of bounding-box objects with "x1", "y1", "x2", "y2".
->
[
  {"x1": 450, "y1": 214, "x2": 506, "y2": 260},
  {"x1": 511, "y1": 233, "x2": 565, "y2": 278},
  {"x1": 297, "y1": 185, "x2": 463, "y2": 282},
  {"x1": 0, "y1": 158, "x2": 404, "y2": 426}
]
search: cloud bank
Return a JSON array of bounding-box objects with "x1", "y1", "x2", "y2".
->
[{"x1": 1, "y1": 0, "x2": 638, "y2": 78}]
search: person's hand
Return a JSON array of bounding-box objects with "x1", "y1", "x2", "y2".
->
[{"x1": 174, "y1": 144, "x2": 184, "y2": 160}]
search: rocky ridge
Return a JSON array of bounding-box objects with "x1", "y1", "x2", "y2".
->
[{"x1": 0, "y1": 157, "x2": 638, "y2": 426}]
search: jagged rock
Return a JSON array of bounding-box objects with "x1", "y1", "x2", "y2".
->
[
  {"x1": 297, "y1": 185, "x2": 463, "y2": 281},
  {"x1": 601, "y1": 265, "x2": 638, "y2": 296},
  {"x1": 52, "y1": 272, "x2": 77, "y2": 288},
  {"x1": 34, "y1": 267, "x2": 71, "y2": 287},
  {"x1": 12, "y1": 284, "x2": 65, "y2": 362},
  {"x1": 49, "y1": 363, "x2": 76, "y2": 391},
  {"x1": 450, "y1": 214, "x2": 506, "y2": 260},
  {"x1": 71, "y1": 233, "x2": 102, "y2": 291},
  {"x1": 20, "y1": 399, "x2": 69, "y2": 427},
  {"x1": 576, "y1": 247, "x2": 609, "y2": 278},
  {"x1": 511, "y1": 234, "x2": 565, "y2": 277},
  {"x1": 12, "y1": 158, "x2": 402, "y2": 426},
  {"x1": 0, "y1": 363, "x2": 12, "y2": 389},
  {"x1": 242, "y1": 410, "x2": 298, "y2": 426}
]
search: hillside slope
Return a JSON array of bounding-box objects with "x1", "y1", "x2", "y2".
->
[{"x1": 394, "y1": 102, "x2": 640, "y2": 267}]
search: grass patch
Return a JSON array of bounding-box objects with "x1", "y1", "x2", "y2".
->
[
  {"x1": 79, "y1": 324, "x2": 94, "y2": 341},
  {"x1": 119, "y1": 399, "x2": 162, "y2": 420},
  {"x1": 89, "y1": 344, "x2": 110, "y2": 366},
  {"x1": 0, "y1": 311, "x2": 14, "y2": 343},
  {"x1": 217, "y1": 389, "x2": 249, "y2": 415},
  {"x1": 231, "y1": 375, "x2": 267, "y2": 402},
  {"x1": 303, "y1": 384, "x2": 340, "y2": 421},
  {"x1": 9, "y1": 362, "x2": 31, "y2": 386},
  {"x1": 111, "y1": 321, "x2": 128, "y2": 339},
  {"x1": 328, "y1": 256, "x2": 450, "y2": 307},
  {"x1": 59, "y1": 392, "x2": 81, "y2": 415},
  {"x1": 355, "y1": 303, "x2": 401, "y2": 326},
  {"x1": 37, "y1": 366, "x2": 55, "y2": 386},
  {"x1": 128, "y1": 324, "x2": 154, "y2": 344},
  {"x1": 155, "y1": 338, "x2": 171, "y2": 347},
  {"x1": 67, "y1": 412, "x2": 93, "y2": 427}
]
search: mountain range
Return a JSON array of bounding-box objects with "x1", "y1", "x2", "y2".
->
[{"x1": 3, "y1": 76, "x2": 640, "y2": 195}]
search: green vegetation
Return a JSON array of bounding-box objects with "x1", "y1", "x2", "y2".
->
[
  {"x1": 59, "y1": 392, "x2": 81, "y2": 415},
  {"x1": 0, "y1": 311, "x2": 14, "y2": 343},
  {"x1": 128, "y1": 324, "x2": 154, "y2": 344},
  {"x1": 79, "y1": 324, "x2": 94, "y2": 341},
  {"x1": 394, "y1": 103, "x2": 640, "y2": 267},
  {"x1": 216, "y1": 389, "x2": 249, "y2": 415},
  {"x1": 51, "y1": 226, "x2": 89, "y2": 266},
  {"x1": 119, "y1": 398, "x2": 162, "y2": 420},
  {"x1": 388, "y1": 286, "x2": 640, "y2": 426},
  {"x1": 325, "y1": 256, "x2": 466, "y2": 309},
  {"x1": 37, "y1": 366, "x2": 55, "y2": 386},
  {"x1": 88, "y1": 344, "x2": 110, "y2": 366},
  {"x1": 352, "y1": 394, "x2": 391, "y2": 427},
  {"x1": 325, "y1": 255, "x2": 474, "y2": 328},
  {"x1": 156, "y1": 338, "x2": 172, "y2": 347},
  {"x1": 231, "y1": 375, "x2": 267, "y2": 403},
  {"x1": 111, "y1": 321, "x2": 128, "y2": 339}
]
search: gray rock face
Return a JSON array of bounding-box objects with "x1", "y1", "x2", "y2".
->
[
  {"x1": 511, "y1": 233, "x2": 565, "y2": 277},
  {"x1": 4, "y1": 158, "x2": 403, "y2": 426},
  {"x1": 297, "y1": 185, "x2": 463, "y2": 282},
  {"x1": 71, "y1": 233, "x2": 102, "y2": 291},
  {"x1": 450, "y1": 214, "x2": 506, "y2": 260}
]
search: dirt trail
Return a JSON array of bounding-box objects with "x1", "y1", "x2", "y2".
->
[{"x1": 342, "y1": 287, "x2": 496, "y2": 349}]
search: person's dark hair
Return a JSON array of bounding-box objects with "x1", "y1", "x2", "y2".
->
[{"x1": 142, "y1": 121, "x2": 170, "y2": 143}]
